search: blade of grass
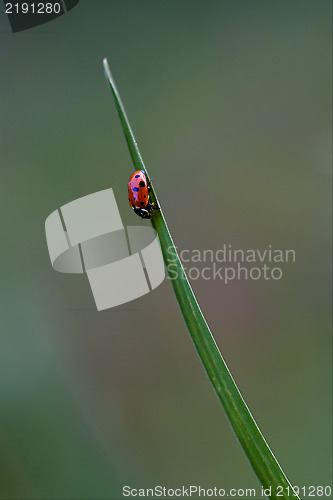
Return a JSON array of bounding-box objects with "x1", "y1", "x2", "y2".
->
[{"x1": 103, "y1": 58, "x2": 300, "y2": 500}]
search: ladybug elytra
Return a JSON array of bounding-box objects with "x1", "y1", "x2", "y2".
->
[{"x1": 128, "y1": 170, "x2": 159, "y2": 219}]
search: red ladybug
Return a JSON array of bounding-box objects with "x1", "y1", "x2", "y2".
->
[{"x1": 128, "y1": 170, "x2": 159, "y2": 219}]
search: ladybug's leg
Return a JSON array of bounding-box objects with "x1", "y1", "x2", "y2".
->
[
  {"x1": 141, "y1": 212, "x2": 153, "y2": 219},
  {"x1": 133, "y1": 207, "x2": 152, "y2": 219},
  {"x1": 147, "y1": 176, "x2": 154, "y2": 193},
  {"x1": 147, "y1": 203, "x2": 160, "y2": 213}
]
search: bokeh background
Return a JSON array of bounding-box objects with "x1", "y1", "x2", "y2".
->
[{"x1": 1, "y1": 1, "x2": 332, "y2": 499}]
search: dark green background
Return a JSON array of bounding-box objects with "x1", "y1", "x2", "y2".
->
[{"x1": 1, "y1": 1, "x2": 332, "y2": 499}]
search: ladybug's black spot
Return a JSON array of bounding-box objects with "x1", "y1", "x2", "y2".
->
[
  {"x1": 140, "y1": 202, "x2": 145, "y2": 206},
  {"x1": 135, "y1": 174, "x2": 140, "y2": 178},
  {"x1": 144, "y1": 195, "x2": 146, "y2": 198},
  {"x1": 133, "y1": 187, "x2": 139, "y2": 192},
  {"x1": 139, "y1": 180, "x2": 145, "y2": 187},
  {"x1": 132, "y1": 203, "x2": 135, "y2": 208}
]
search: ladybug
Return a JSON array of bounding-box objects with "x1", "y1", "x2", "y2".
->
[{"x1": 128, "y1": 170, "x2": 159, "y2": 219}]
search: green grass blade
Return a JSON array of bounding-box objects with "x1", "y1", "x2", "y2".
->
[{"x1": 103, "y1": 58, "x2": 300, "y2": 500}]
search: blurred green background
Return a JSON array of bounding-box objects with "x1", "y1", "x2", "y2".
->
[{"x1": 0, "y1": 1, "x2": 332, "y2": 499}]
